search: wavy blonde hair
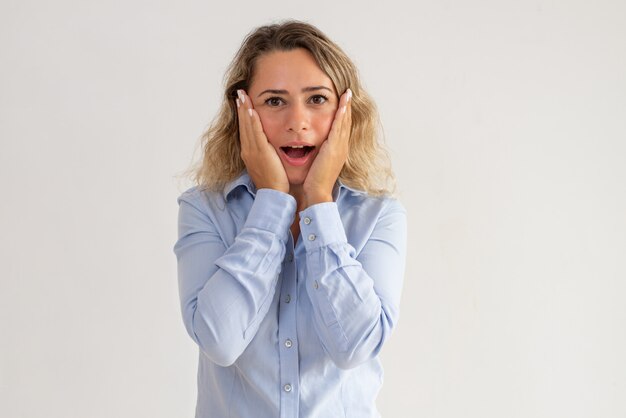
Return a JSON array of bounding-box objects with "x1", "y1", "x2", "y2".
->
[{"x1": 191, "y1": 20, "x2": 395, "y2": 195}]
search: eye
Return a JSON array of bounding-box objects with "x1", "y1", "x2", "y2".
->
[
  {"x1": 309, "y1": 94, "x2": 329, "y2": 105},
  {"x1": 265, "y1": 97, "x2": 285, "y2": 107}
]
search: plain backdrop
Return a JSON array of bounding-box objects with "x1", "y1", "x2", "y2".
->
[{"x1": 1, "y1": 0, "x2": 625, "y2": 417}]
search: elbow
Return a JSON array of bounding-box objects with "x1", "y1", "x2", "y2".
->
[
  {"x1": 199, "y1": 343, "x2": 239, "y2": 367},
  {"x1": 331, "y1": 352, "x2": 372, "y2": 370},
  {"x1": 323, "y1": 329, "x2": 384, "y2": 370},
  {"x1": 190, "y1": 326, "x2": 242, "y2": 367},
  {"x1": 183, "y1": 306, "x2": 243, "y2": 367},
  {"x1": 325, "y1": 311, "x2": 396, "y2": 370},
  {"x1": 328, "y1": 341, "x2": 382, "y2": 370}
]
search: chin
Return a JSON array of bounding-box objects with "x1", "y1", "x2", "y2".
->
[{"x1": 285, "y1": 169, "x2": 309, "y2": 187}]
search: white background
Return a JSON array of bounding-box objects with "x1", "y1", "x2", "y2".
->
[{"x1": 2, "y1": 1, "x2": 625, "y2": 417}]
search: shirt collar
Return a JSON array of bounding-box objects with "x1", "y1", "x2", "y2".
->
[
  {"x1": 223, "y1": 170, "x2": 364, "y2": 201},
  {"x1": 223, "y1": 171, "x2": 257, "y2": 199},
  {"x1": 332, "y1": 180, "x2": 364, "y2": 200}
]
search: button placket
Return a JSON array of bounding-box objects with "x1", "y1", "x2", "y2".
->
[{"x1": 278, "y1": 241, "x2": 298, "y2": 412}]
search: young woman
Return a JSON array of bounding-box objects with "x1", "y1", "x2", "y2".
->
[{"x1": 174, "y1": 20, "x2": 407, "y2": 417}]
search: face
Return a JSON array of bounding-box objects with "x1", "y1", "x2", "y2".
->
[{"x1": 247, "y1": 48, "x2": 339, "y2": 186}]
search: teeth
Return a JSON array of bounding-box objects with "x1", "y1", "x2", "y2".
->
[{"x1": 290, "y1": 145, "x2": 305, "y2": 148}]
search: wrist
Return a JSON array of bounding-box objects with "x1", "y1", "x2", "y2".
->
[
  {"x1": 304, "y1": 191, "x2": 333, "y2": 208},
  {"x1": 251, "y1": 177, "x2": 289, "y2": 194}
]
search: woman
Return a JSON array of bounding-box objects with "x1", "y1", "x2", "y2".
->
[{"x1": 174, "y1": 20, "x2": 407, "y2": 417}]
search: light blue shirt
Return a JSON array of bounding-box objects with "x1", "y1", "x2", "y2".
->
[{"x1": 173, "y1": 172, "x2": 407, "y2": 418}]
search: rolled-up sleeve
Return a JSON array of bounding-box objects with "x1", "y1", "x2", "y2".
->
[
  {"x1": 300, "y1": 199, "x2": 407, "y2": 369},
  {"x1": 174, "y1": 188, "x2": 296, "y2": 366}
]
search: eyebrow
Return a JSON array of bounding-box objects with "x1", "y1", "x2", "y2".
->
[{"x1": 256, "y1": 86, "x2": 333, "y2": 97}]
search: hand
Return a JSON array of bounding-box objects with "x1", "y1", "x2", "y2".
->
[
  {"x1": 236, "y1": 90, "x2": 289, "y2": 193},
  {"x1": 303, "y1": 88, "x2": 352, "y2": 207}
]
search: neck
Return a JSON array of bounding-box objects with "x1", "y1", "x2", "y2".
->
[
  {"x1": 288, "y1": 184, "x2": 306, "y2": 243},
  {"x1": 289, "y1": 184, "x2": 306, "y2": 213}
]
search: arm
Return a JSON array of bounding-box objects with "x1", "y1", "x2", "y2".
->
[
  {"x1": 173, "y1": 89, "x2": 293, "y2": 366},
  {"x1": 301, "y1": 198, "x2": 407, "y2": 369},
  {"x1": 174, "y1": 188, "x2": 296, "y2": 366}
]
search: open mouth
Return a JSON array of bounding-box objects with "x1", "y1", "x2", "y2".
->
[{"x1": 280, "y1": 145, "x2": 315, "y2": 159}]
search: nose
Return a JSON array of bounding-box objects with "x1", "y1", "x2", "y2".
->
[{"x1": 286, "y1": 101, "x2": 309, "y2": 133}]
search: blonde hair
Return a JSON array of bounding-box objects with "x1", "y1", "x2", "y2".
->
[{"x1": 192, "y1": 20, "x2": 395, "y2": 195}]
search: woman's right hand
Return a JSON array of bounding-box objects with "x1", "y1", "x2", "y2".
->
[{"x1": 236, "y1": 89, "x2": 289, "y2": 194}]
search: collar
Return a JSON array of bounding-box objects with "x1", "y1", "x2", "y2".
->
[
  {"x1": 223, "y1": 171, "x2": 257, "y2": 199},
  {"x1": 223, "y1": 170, "x2": 364, "y2": 201}
]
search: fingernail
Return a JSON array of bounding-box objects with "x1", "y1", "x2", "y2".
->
[
  {"x1": 347, "y1": 88, "x2": 352, "y2": 102},
  {"x1": 237, "y1": 90, "x2": 245, "y2": 104},
  {"x1": 248, "y1": 108, "x2": 253, "y2": 117},
  {"x1": 342, "y1": 105, "x2": 347, "y2": 114},
  {"x1": 236, "y1": 98, "x2": 240, "y2": 108}
]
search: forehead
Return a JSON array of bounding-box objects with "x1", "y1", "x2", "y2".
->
[{"x1": 250, "y1": 48, "x2": 335, "y2": 92}]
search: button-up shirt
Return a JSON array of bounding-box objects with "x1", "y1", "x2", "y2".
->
[{"x1": 173, "y1": 172, "x2": 407, "y2": 417}]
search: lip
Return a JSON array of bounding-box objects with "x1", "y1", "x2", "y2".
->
[
  {"x1": 279, "y1": 142, "x2": 316, "y2": 167},
  {"x1": 282, "y1": 140, "x2": 315, "y2": 147}
]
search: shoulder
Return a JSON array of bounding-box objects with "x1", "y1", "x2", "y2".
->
[
  {"x1": 339, "y1": 187, "x2": 406, "y2": 219},
  {"x1": 178, "y1": 185, "x2": 211, "y2": 203},
  {"x1": 337, "y1": 189, "x2": 406, "y2": 248},
  {"x1": 178, "y1": 172, "x2": 254, "y2": 208},
  {"x1": 177, "y1": 185, "x2": 227, "y2": 216}
]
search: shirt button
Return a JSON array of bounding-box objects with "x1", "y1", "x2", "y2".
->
[
  {"x1": 285, "y1": 294, "x2": 291, "y2": 303},
  {"x1": 284, "y1": 384, "x2": 292, "y2": 393},
  {"x1": 287, "y1": 253, "x2": 294, "y2": 262},
  {"x1": 284, "y1": 339, "x2": 293, "y2": 348},
  {"x1": 303, "y1": 216, "x2": 311, "y2": 225},
  {"x1": 308, "y1": 233, "x2": 316, "y2": 241},
  {"x1": 313, "y1": 280, "x2": 319, "y2": 290}
]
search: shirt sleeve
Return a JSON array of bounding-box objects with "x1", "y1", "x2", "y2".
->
[
  {"x1": 174, "y1": 188, "x2": 296, "y2": 366},
  {"x1": 300, "y1": 198, "x2": 407, "y2": 369}
]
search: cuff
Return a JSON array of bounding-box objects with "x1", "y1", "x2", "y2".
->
[
  {"x1": 244, "y1": 189, "x2": 296, "y2": 241},
  {"x1": 299, "y1": 202, "x2": 347, "y2": 250}
]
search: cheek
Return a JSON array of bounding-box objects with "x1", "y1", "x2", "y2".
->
[
  {"x1": 256, "y1": 112, "x2": 283, "y2": 144},
  {"x1": 313, "y1": 112, "x2": 336, "y2": 137}
]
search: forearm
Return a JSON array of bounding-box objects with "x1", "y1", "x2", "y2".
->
[
  {"x1": 300, "y1": 200, "x2": 407, "y2": 369},
  {"x1": 175, "y1": 189, "x2": 296, "y2": 366}
]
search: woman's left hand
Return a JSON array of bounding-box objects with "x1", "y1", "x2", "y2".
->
[{"x1": 303, "y1": 88, "x2": 352, "y2": 208}]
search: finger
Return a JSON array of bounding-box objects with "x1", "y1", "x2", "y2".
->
[
  {"x1": 239, "y1": 90, "x2": 270, "y2": 154},
  {"x1": 337, "y1": 89, "x2": 352, "y2": 133},
  {"x1": 237, "y1": 90, "x2": 259, "y2": 153},
  {"x1": 236, "y1": 93, "x2": 250, "y2": 151},
  {"x1": 341, "y1": 88, "x2": 352, "y2": 115},
  {"x1": 248, "y1": 108, "x2": 268, "y2": 145},
  {"x1": 237, "y1": 89, "x2": 251, "y2": 117},
  {"x1": 327, "y1": 89, "x2": 352, "y2": 144},
  {"x1": 237, "y1": 90, "x2": 261, "y2": 144},
  {"x1": 343, "y1": 89, "x2": 353, "y2": 144},
  {"x1": 326, "y1": 93, "x2": 347, "y2": 141}
]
